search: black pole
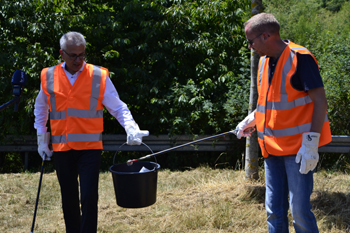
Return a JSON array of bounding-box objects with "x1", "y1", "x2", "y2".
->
[
  {"x1": 30, "y1": 156, "x2": 45, "y2": 233},
  {"x1": 132, "y1": 131, "x2": 236, "y2": 162},
  {"x1": 0, "y1": 96, "x2": 20, "y2": 112}
]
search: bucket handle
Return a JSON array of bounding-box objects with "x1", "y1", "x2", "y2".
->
[{"x1": 113, "y1": 142, "x2": 157, "y2": 165}]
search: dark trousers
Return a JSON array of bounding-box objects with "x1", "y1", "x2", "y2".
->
[{"x1": 54, "y1": 149, "x2": 102, "y2": 233}]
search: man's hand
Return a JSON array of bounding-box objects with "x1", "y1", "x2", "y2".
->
[
  {"x1": 125, "y1": 122, "x2": 149, "y2": 145},
  {"x1": 235, "y1": 111, "x2": 256, "y2": 139},
  {"x1": 37, "y1": 132, "x2": 53, "y2": 161},
  {"x1": 295, "y1": 132, "x2": 320, "y2": 174}
]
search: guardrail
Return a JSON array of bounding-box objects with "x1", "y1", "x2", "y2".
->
[
  {"x1": 0, "y1": 134, "x2": 349, "y2": 170},
  {"x1": 0, "y1": 134, "x2": 242, "y2": 170},
  {"x1": 319, "y1": 135, "x2": 350, "y2": 153},
  {"x1": 0, "y1": 134, "x2": 239, "y2": 153}
]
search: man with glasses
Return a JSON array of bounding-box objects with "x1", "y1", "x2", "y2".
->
[
  {"x1": 235, "y1": 13, "x2": 331, "y2": 232},
  {"x1": 34, "y1": 31, "x2": 148, "y2": 233}
]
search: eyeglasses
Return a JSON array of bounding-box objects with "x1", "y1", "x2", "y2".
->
[
  {"x1": 62, "y1": 49, "x2": 86, "y2": 61},
  {"x1": 246, "y1": 32, "x2": 263, "y2": 46}
]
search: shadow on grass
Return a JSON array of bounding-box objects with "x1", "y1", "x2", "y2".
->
[
  {"x1": 239, "y1": 184, "x2": 265, "y2": 204},
  {"x1": 312, "y1": 190, "x2": 350, "y2": 231}
]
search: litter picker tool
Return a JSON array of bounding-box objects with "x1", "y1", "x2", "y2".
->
[
  {"x1": 127, "y1": 128, "x2": 255, "y2": 165},
  {"x1": 30, "y1": 153, "x2": 46, "y2": 233}
]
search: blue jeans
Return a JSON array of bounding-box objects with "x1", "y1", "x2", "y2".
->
[{"x1": 264, "y1": 155, "x2": 318, "y2": 233}]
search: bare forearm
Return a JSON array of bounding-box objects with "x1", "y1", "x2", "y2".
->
[{"x1": 309, "y1": 87, "x2": 328, "y2": 133}]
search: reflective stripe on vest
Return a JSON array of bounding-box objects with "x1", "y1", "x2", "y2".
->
[
  {"x1": 43, "y1": 63, "x2": 106, "y2": 151},
  {"x1": 51, "y1": 133, "x2": 102, "y2": 144},
  {"x1": 256, "y1": 41, "x2": 332, "y2": 157},
  {"x1": 257, "y1": 114, "x2": 329, "y2": 139}
]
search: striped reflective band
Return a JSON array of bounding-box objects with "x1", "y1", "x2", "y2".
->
[
  {"x1": 265, "y1": 122, "x2": 311, "y2": 137},
  {"x1": 68, "y1": 133, "x2": 102, "y2": 142},
  {"x1": 90, "y1": 65, "x2": 101, "y2": 110},
  {"x1": 51, "y1": 133, "x2": 102, "y2": 143},
  {"x1": 258, "y1": 56, "x2": 266, "y2": 88},
  {"x1": 257, "y1": 114, "x2": 328, "y2": 139},
  {"x1": 46, "y1": 65, "x2": 103, "y2": 119},
  {"x1": 292, "y1": 47, "x2": 309, "y2": 52},
  {"x1": 46, "y1": 66, "x2": 57, "y2": 114},
  {"x1": 68, "y1": 109, "x2": 103, "y2": 118},
  {"x1": 256, "y1": 104, "x2": 265, "y2": 114},
  {"x1": 256, "y1": 95, "x2": 312, "y2": 113},
  {"x1": 50, "y1": 111, "x2": 67, "y2": 120},
  {"x1": 280, "y1": 50, "x2": 295, "y2": 100},
  {"x1": 51, "y1": 134, "x2": 67, "y2": 144}
]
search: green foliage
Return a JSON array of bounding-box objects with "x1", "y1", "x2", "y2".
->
[
  {"x1": 0, "y1": 0, "x2": 70, "y2": 141},
  {"x1": 317, "y1": 0, "x2": 350, "y2": 12},
  {"x1": 263, "y1": 0, "x2": 323, "y2": 45},
  {"x1": 313, "y1": 34, "x2": 350, "y2": 135},
  {"x1": 0, "y1": 153, "x2": 24, "y2": 173},
  {"x1": 157, "y1": 0, "x2": 250, "y2": 135},
  {"x1": 0, "y1": 0, "x2": 250, "y2": 140},
  {"x1": 1, "y1": 0, "x2": 350, "y2": 172},
  {"x1": 81, "y1": 0, "x2": 251, "y2": 136},
  {"x1": 319, "y1": 152, "x2": 350, "y2": 172},
  {"x1": 0, "y1": 0, "x2": 250, "y2": 172}
]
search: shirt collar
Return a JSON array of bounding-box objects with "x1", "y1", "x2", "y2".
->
[{"x1": 61, "y1": 61, "x2": 86, "y2": 75}]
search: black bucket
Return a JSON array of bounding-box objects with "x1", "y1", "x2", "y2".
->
[{"x1": 109, "y1": 143, "x2": 161, "y2": 208}]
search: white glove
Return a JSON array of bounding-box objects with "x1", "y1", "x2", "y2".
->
[
  {"x1": 125, "y1": 121, "x2": 149, "y2": 145},
  {"x1": 235, "y1": 111, "x2": 256, "y2": 139},
  {"x1": 37, "y1": 132, "x2": 53, "y2": 161},
  {"x1": 295, "y1": 132, "x2": 320, "y2": 174}
]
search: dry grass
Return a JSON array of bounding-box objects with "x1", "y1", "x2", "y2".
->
[{"x1": 0, "y1": 167, "x2": 350, "y2": 232}]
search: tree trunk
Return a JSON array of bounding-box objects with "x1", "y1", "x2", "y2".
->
[{"x1": 244, "y1": 0, "x2": 263, "y2": 181}]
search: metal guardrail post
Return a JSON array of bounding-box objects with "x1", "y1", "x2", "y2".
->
[{"x1": 25, "y1": 151, "x2": 29, "y2": 171}]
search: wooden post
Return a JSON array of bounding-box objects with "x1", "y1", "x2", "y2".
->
[{"x1": 244, "y1": 0, "x2": 263, "y2": 181}]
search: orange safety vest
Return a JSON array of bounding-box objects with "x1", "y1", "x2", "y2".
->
[
  {"x1": 256, "y1": 41, "x2": 332, "y2": 158},
  {"x1": 41, "y1": 63, "x2": 108, "y2": 151}
]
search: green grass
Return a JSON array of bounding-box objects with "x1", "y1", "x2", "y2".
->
[{"x1": 0, "y1": 167, "x2": 350, "y2": 232}]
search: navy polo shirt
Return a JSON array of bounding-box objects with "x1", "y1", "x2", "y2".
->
[{"x1": 268, "y1": 53, "x2": 324, "y2": 92}]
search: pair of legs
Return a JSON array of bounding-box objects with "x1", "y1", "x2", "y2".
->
[
  {"x1": 54, "y1": 149, "x2": 102, "y2": 233},
  {"x1": 264, "y1": 155, "x2": 318, "y2": 233}
]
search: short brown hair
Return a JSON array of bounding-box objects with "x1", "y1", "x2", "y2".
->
[{"x1": 244, "y1": 13, "x2": 280, "y2": 35}]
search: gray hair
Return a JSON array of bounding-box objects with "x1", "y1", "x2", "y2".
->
[
  {"x1": 244, "y1": 13, "x2": 280, "y2": 35},
  {"x1": 59, "y1": 32, "x2": 86, "y2": 50}
]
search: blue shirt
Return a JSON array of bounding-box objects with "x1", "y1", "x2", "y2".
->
[{"x1": 269, "y1": 53, "x2": 324, "y2": 92}]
